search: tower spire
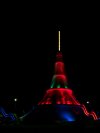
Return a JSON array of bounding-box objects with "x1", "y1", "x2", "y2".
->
[{"x1": 58, "y1": 31, "x2": 60, "y2": 51}]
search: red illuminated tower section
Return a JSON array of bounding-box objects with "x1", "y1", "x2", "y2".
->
[{"x1": 38, "y1": 51, "x2": 80, "y2": 105}]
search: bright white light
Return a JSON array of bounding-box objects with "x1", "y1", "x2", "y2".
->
[
  {"x1": 58, "y1": 31, "x2": 60, "y2": 51},
  {"x1": 86, "y1": 101, "x2": 89, "y2": 104},
  {"x1": 14, "y1": 98, "x2": 18, "y2": 102}
]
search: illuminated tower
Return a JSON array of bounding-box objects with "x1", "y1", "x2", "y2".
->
[
  {"x1": 37, "y1": 31, "x2": 98, "y2": 122},
  {"x1": 38, "y1": 31, "x2": 80, "y2": 105},
  {"x1": 23, "y1": 31, "x2": 98, "y2": 124}
]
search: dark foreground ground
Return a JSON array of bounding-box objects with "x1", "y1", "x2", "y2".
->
[{"x1": 0, "y1": 121, "x2": 100, "y2": 133}]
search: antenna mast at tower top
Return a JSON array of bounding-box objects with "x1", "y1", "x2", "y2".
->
[{"x1": 58, "y1": 31, "x2": 60, "y2": 51}]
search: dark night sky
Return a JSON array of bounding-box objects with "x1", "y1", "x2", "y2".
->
[{"x1": 0, "y1": 5, "x2": 100, "y2": 114}]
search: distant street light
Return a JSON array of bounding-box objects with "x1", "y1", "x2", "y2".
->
[
  {"x1": 14, "y1": 98, "x2": 18, "y2": 112},
  {"x1": 86, "y1": 101, "x2": 89, "y2": 104},
  {"x1": 14, "y1": 98, "x2": 18, "y2": 102}
]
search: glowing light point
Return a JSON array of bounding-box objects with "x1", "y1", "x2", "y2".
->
[
  {"x1": 14, "y1": 98, "x2": 18, "y2": 102},
  {"x1": 86, "y1": 101, "x2": 89, "y2": 104},
  {"x1": 58, "y1": 31, "x2": 60, "y2": 51}
]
